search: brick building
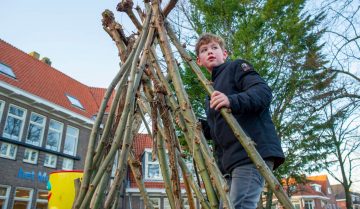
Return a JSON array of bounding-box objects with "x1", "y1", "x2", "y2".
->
[
  {"x1": 273, "y1": 175, "x2": 339, "y2": 209},
  {"x1": 124, "y1": 134, "x2": 198, "y2": 209},
  {"x1": 0, "y1": 39, "x2": 111, "y2": 209},
  {"x1": 331, "y1": 184, "x2": 360, "y2": 209}
]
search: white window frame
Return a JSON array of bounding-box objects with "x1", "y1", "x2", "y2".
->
[
  {"x1": 35, "y1": 190, "x2": 48, "y2": 209},
  {"x1": 25, "y1": 112, "x2": 46, "y2": 146},
  {"x1": 23, "y1": 148, "x2": 38, "y2": 164},
  {"x1": 63, "y1": 126, "x2": 79, "y2": 156},
  {"x1": 0, "y1": 185, "x2": 11, "y2": 209},
  {"x1": 310, "y1": 183, "x2": 321, "y2": 192},
  {"x1": 149, "y1": 197, "x2": 160, "y2": 209},
  {"x1": 44, "y1": 153, "x2": 57, "y2": 168},
  {"x1": 0, "y1": 100, "x2": 5, "y2": 121},
  {"x1": 144, "y1": 149, "x2": 162, "y2": 181},
  {"x1": 13, "y1": 187, "x2": 33, "y2": 209},
  {"x1": 292, "y1": 201, "x2": 301, "y2": 209},
  {"x1": 0, "y1": 142, "x2": 17, "y2": 160},
  {"x1": 304, "y1": 199, "x2": 315, "y2": 209},
  {"x1": 45, "y1": 119, "x2": 63, "y2": 152},
  {"x1": 182, "y1": 198, "x2": 191, "y2": 209},
  {"x1": 164, "y1": 198, "x2": 170, "y2": 209},
  {"x1": 2, "y1": 104, "x2": 27, "y2": 141},
  {"x1": 62, "y1": 158, "x2": 74, "y2": 170}
]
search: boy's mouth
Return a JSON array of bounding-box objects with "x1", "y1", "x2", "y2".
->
[{"x1": 208, "y1": 56, "x2": 216, "y2": 61}]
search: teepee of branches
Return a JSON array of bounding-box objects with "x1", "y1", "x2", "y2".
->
[{"x1": 71, "y1": 1, "x2": 295, "y2": 209}]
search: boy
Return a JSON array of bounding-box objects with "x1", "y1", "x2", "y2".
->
[{"x1": 196, "y1": 33, "x2": 285, "y2": 209}]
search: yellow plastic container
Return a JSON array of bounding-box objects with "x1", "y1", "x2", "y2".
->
[{"x1": 47, "y1": 170, "x2": 83, "y2": 209}]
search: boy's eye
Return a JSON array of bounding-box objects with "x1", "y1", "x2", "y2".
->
[
  {"x1": 212, "y1": 46, "x2": 218, "y2": 49},
  {"x1": 200, "y1": 48, "x2": 207, "y2": 53}
]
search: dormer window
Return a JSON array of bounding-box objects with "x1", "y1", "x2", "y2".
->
[
  {"x1": 311, "y1": 184, "x2": 322, "y2": 192},
  {"x1": 0, "y1": 62, "x2": 16, "y2": 79},
  {"x1": 66, "y1": 94, "x2": 84, "y2": 109}
]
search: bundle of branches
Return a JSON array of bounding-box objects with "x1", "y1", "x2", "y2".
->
[{"x1": 71, "y1": 1, "x2": 294, "y2": 209}]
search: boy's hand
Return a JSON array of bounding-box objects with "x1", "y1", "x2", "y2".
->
[{"x1": 210, "y1": 91, "x2": 230, "y2": 110}]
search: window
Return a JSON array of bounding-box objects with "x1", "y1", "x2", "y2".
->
[
  {"x1": 292, "y1": 201, "x2": 301, "y2": 209},
  {"x1": 44, "y1": 154, "x2": 57, "y2": 168},
  {"x1": 45, "y1": 119, "x2": 63, "y2": 151},
  {"x1": 63, "y1": 126, "x2": 79, "y2": 156},
  {"x1": 66, "y1": 94, "x2": 84, "y2": 109},
  {"x1": 311, "y1": 184, "x2": 322, "y2": 192},
  {"x1": 62, "y1": 158, "x2": 74, "y2": 170},
  {"x1": 35, "y1": 190, "x2": 48, "y2": 209},
  {"x1": 26, "y1": 112, "x2": 46, "y2": 146},
  {"x1": 23, "y1": 148, "x2": 38, "y2": 164},
  {"x1": 0, "y1": 185, "x2": 10, "y2": 209},
  {"x1": 13, "y1": 188, "x2": 33, "y2": 209},
  {"x1": 3, "y1": 104, "x2": 26, "y2": 141},
  {"x1": 144, "y1": 151, "x2": 162, "y2": 180},
  {"x1": 304, "y1": 200, "x2": 314, "y2": 209},
  {"x1": 0, "y1": 142, "x2": 17, "y2": 159},
  {"x1": 0, "y1": 62, "x2": 16, "y2": 78},
  {"x1": 327, "y1": 187, "x2": 332, "y2": 194},
  {"x1": 183, "y1": 198, "x2": 190, "y2": 209},
  {"x1": 164, "y1": 198, "x2": 170, "y2": 209},
  {"x1": 149, "y1": 198, "x2": 160, "y2": 209},
  {"x1": 0, "y1": 100, "x2": 5, "y2": 121}
]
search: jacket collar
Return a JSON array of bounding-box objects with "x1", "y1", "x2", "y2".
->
[{"x1": 212, "y1": 60, "x2": 230, "y2": 81}]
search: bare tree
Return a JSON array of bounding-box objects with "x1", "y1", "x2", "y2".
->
[{"x1": 322, "y1": 102, "x2": 360, "y2": 209}]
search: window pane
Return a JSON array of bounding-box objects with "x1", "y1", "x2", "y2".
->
[
  {"x1": 26, "y1": 124, "x2": 42, "y2": 145},
  {"x1": 0, "y1": 187, "x2": 6, "y2": 196},
  {"x1": 66, "y1": 95, "x2": 84, "y2": 109},
  {"x1": 46, "y1": 130, "x2": 61, "y2": 151},
  {"x1": 13, "y1": 201, "x2": 28, "y2": 209},
  {"x1": 0, "y1": 143, "x2": 8, "y2": 155},
  {"x1": 0, "y1": 199, "x2": 6, "y2": 208},
  {"x1": 30, "y1": 114, "x2": 44, "y2": 124},
  {"x1": 67, "y1": 126, "x2": 78, "y2": 136},
  {"x1": 64, "y1": 127, "x2": 78, "y2": 156},
  {"x1": 37, "y1": 191, "x2": 48, "y2": 200},
  {"x1": 35, "y1": 202, "x2": 47, "y2": 209},
  {"x1": 49, "y1": 120, "x2": 62, "y2": 130},
  {"x1": 3, "y1": 116, "x2": 22, "y2": 140},
  {"x1": 147, "y1": 164, "x2": 160, "y2": 179},
  {"x1": 62, "y1": 158, "x2": 74, "y2": 170},
  {"x1": 44, "y1": 154, "x2": 57, "y2": 168},
  {"x1": 9, "y1": 145, "x2": 17, "y2": 157},
  {"x1": 9, "y1": 106, "x2": 24, "y2": 117},
  {"x1": 0, "y1": 62, "x2": 16, "y2": 78},
  {"x1": 15, "y1": 189, "x2": 30, "y2": 198}
]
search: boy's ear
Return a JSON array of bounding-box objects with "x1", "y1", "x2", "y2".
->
[
  {"x1": 223, "y1": 49, "x2": 228, "y2": 60},
  {"x1": 196, "y1": 57, "x2": 202, "y2": 66}
]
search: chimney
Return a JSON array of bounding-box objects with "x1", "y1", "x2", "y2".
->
[
  {"x1": 29, "y1": 51, "x2": 40, "y2": 59},
  {"x1": 41, "y1": 57, "x2": 52, "y2": 66}
]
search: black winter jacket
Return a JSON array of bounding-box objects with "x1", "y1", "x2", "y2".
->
[{"x1": 204, "y1": 59, "x2": 285, "y2": 174}]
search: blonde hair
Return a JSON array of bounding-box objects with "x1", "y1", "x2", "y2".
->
[{"x1": 195, "y1": 33, "x2": 226, "y2": 56}]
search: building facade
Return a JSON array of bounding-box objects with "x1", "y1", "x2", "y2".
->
[
  {"x1": 0, "y1": 39, "x2": 108, "y2": 209},
  {"x1": 273, "y1": 175, "x2": 339, "y2": 209},
  {"x1": 123, "y1": 134, "x2": 199, "y2": 209},
  {"x1": 331, "y1": 184, "x2": 360, "y2": 209}
]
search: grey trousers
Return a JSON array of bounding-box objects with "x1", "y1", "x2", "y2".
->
[{"x1": 220, "y1": 161, "x2": 274, "y2": 209}]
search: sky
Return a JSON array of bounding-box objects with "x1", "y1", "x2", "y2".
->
[{"x1": 0, "y1": 0, "x2": 142, "y2": 88}]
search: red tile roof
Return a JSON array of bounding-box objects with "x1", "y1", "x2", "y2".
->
[
  {"x1": 283, "y1": 175, "x2": 331, "y2": 197},
  {"x1": 0, "y1": 39, "x2": 111, "y2": 119}
]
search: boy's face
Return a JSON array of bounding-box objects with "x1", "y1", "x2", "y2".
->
[{"x1": 197, "y1": 41, "x2": 228, "y2": 72}]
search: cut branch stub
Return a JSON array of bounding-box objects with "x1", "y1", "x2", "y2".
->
[{"x1": 116, "y1": 0, "x2": 134, "y2": 12}]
